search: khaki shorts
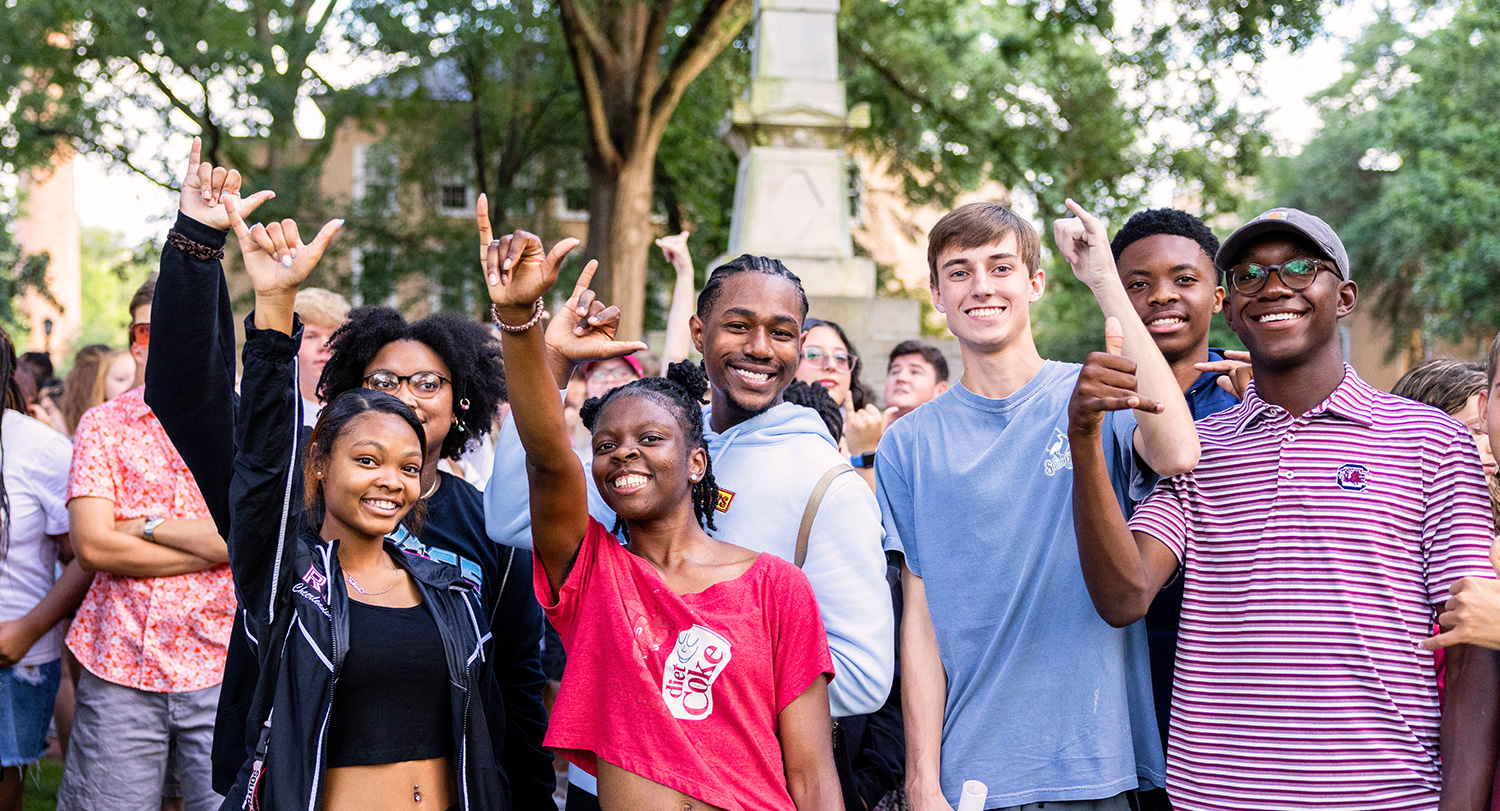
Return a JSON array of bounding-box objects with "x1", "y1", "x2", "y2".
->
[{"x1": 56, "y1": 669, "x2": 223, "y2": 811}]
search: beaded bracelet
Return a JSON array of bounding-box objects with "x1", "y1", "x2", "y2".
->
[
  {"x1": 492, "y1": 299, "x2": 549, "y2": 332},
  {"x1": 166, "y1": 229, "x2": 226, "y2": 262}
]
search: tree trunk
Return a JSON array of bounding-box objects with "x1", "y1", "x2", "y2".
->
[{"x1": 585, "y1": 154, "x2": 656, "y2": 340}]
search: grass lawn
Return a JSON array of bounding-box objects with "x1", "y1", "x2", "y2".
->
[{"x1": 20, "y1": 756, "x2": 63, "y2": 811}]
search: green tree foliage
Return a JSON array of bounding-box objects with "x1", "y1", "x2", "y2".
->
[
  {"x1": 1266, "y1": 1, "x2": 1500, "y2": 350},
  {"x1": 0, "y1": 188, "x2": 55, "y2": 331},
  {"x1": 76, "y1": 227, "x2": 157, "y2": 349},
  {"x1": 5, "y1": 0, "x2": 1334, "y2": 350},
  {"x1": 0, "y1": 0, "x2": 348, "y2": 220},
  {"x1": 837, "y1": 0, "x2": 1325, "y2": 359}
]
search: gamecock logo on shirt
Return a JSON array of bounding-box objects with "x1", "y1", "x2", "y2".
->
[
  {"x1": 1336, "y1": 463, "x2": 1370, "y2": 492},
  {"x1": 661, "y1": 625, "x2": 732, "y2": 720}
]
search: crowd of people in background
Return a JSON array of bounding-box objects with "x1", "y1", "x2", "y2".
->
[{"x1": 0, "y1": 135, "x2": 1496, "y2": 811}]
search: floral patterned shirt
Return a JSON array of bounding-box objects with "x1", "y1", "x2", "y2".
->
[{"x1": 66, "y1": 386, "x2": 233, "y2": 693}]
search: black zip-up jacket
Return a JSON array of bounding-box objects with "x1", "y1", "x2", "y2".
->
[
  {"x1": 227, "y1": 322, "x2": 505, "y2": 811},
  {"x1": 145, "y1": 213, "x2": 553, "y2": 807}
]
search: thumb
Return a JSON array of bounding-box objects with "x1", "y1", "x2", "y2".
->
[
  {"x1": 842, "y1": 396, "x2": 855, "y2": 419},
  {"x1": 235, "y1": 190, "x2": 276, "y2": 220},
  {"x1": 223, "y1": 195, "x2": 251, "y2": 240},
  {"x1": 1104, "y1": 316, "x2": 1124, "y2": 356},
  {"x1": 305, "y1": 218, "x2": 345, "y2": 259},
  {"x1": 1421, "y1": 630, "x2": 1460, "y2": 651}
]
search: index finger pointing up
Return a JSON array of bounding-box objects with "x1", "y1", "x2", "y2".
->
[
  {"x1": 185, "y1": 137, "x2": 202, "y2": 184},
  {"x1": 1104, "y1": 316, "x2": 1124, "y2": 356},
  {"x1": 572, "y1": 259, "x2": 600, "y2": 301},
  {"x1": 1064, "y1": 197, "x2": 1099, "y2": 226}
]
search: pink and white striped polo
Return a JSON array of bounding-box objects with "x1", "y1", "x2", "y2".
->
[{"x1": 1129, "y1": 365, "x2": 1495, "y2": 811}]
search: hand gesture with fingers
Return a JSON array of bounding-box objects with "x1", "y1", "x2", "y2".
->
[
  {"x1": 179, "y1": 137, "x2": 274, "y2": 231},
  {"x1": 542, "y1": 260, "x2": 648, "y2": 363},
  {"x1": 1194, "y1": 349, "x2": 1253, "y2": 399},
  {"x1": 1068, "y1": 316, "x2": 1165, "y2": 435},
  {"x1": 655, "y1": 231, "x2": 692, "y2": 272},
  {"x1": 1052, "y1": 198, "x2": 1117, "y2": 290},
  {"x1": 483, "y1": 231, "x2": 579, "y2": 324},
  {"x1": 844, "y1": 398, "x2": 898, "y2": 456},
  {"x1": 225, "y1": 195, "x2": 343, "y2": 297}
]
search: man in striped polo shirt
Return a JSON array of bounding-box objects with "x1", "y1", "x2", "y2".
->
[{"x1": 1067, "y1": 207, "x2": 1500, "y2": 810}]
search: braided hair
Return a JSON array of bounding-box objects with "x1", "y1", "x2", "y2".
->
[
  {"x1": 0, "y1": 329, "x2": 19, "y2": 572},
  {"x1": 578, "y1": 360, "x2": 718, "y2": 541},
  {"x1": 696, "y1": 255, "x2": 809, "y2": 322}
]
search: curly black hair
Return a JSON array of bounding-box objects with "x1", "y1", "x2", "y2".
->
[
  {"x1": 1109, "y1": 208, "x2": 1221, "y2": 265},
  {"x1": 783, "y1": 379, "x2": 842, "y2": 443},
  {"x1": 579, "y1": 360, "x2": 718, "y2": 540},
  {"x1": 696, "y1": 255, "x2": 809, "y2": 322},
  {"x1": 317, "y1": 306, "x2": 505, "y2": 461}
]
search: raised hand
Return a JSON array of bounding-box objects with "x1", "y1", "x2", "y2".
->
[
  {"x1": 655, "y1": 230, "x2": 692, "y2": 271},
  {"x1": 543, "y1": 260, "x2": 648, "y2": 365},
  {"x1": 1068, "y1": 316, "x2": 1165, "y2": 434},
  {"x1": 484, "y1": 231, "x2": 578, "y2": 322},
  {"x1": 844, "y1": 398, "x2": 897, "y2": 456},
  {"x1": 179, "y1": 137, "x2": 274, "y2": 232},
  {"x1": 1052, "y1": 198, "x2": 1117, "y2": 290},
  {"x1": 1194, "y1": 349, "x2": 1253, "y2": 399},
  {"x1": 225, "y1": 194, "x2": 343, "y2": 297}
]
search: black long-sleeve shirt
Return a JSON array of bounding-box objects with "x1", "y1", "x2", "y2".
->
[{"x1": 145, "y1": 212, "x2": 556, "y2": 808}]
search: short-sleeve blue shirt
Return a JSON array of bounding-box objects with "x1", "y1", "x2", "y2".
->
[{"x1": 876, "y1": 361, "x2": 1163, "y2": 808}]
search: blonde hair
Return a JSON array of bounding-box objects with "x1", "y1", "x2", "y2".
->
[
  {"x1": 294, "y1": 288, "x2": 351, "y2": 329},
  {"x1": 89, "y1": 349, "x2": 133, "y2": 408},
  {"x1": 61, "y1": 346, "x2": 107, "y2": 436}
]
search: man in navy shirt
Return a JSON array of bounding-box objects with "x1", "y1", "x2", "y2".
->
[{"x1": 1109, "y1": 208, "x2": 1242, "y2": 810}]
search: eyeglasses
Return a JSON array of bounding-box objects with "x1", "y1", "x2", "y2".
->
[
  {"x1": 363, "y1": 370, "x2": 451, "y2": 398},
  {"x1": 588, "y1": 367, "x2": 638, "y2": 383},
  {"x1": 129, "y1": 323, "x2": 150, "y2": 347},
  {"x1": 1226, "y1": 258, "x2": 1334, "y2": 296},
  {"x1": 801, "y1": 347, "x2": 856, "y2": 372}
]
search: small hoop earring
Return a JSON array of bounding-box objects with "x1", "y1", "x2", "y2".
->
[{"x1": 459, "y1": 398, "x2": 471, "y2": 411}]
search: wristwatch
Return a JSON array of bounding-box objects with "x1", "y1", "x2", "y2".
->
[
  {"x1": 849, "y1": 451, "x2": 876, "y2": 468},
  {"x1": 142, "y1": 516, "x2": 166, "y2": 543}
]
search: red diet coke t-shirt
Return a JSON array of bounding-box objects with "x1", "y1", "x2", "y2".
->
[{"x1": 537, "y1": 518, "x2": 834, "y2": 811}]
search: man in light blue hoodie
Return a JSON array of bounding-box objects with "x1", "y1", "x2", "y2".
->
[{"x1": 485, "y1": 253, "x2": 895, "y2": 806}]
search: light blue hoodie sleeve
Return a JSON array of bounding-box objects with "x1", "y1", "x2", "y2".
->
[
  {"x1": 803, "y1": 468, "x2": 897, "y2": 717},
  {"x1": 483, "y1": 393, "x2": 616, "y2": 550}
]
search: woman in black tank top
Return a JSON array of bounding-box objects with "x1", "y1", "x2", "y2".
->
[{"x1": 223, "y1": 200, "x2": 499, "y2": 811}]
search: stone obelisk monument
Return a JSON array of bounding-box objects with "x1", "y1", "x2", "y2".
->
[{"x1": 724, "y1": 0, "x2": 926, "y2": 382}]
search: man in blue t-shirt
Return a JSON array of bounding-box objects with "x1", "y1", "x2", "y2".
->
[
  {"x1": 877, "y1": 201, "x2": 1199, "y2": 810},
  {"x1": 1108, "y1": 208, "x2": 1243, "y2": 811}
]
